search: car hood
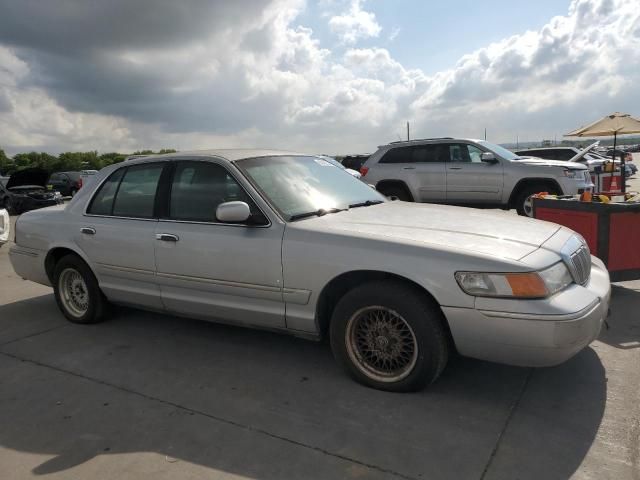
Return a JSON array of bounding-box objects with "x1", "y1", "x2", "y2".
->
[
  {"x1": 568, "y1": 141, "x2": 599, "y2": 163},
  {"x1": 298, "y1": 202, "x2": 561, "y2": 261},
  {"x1": 514, "y1": 158, "x2": 588, "y2": 170},
  {"x1": 6, "y1": 168, "x2": 50, "y2": 189}
]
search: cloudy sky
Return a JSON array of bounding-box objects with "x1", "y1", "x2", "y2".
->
[{"x1": 0, "y1": 0, "x2": 639, "y2": 155}]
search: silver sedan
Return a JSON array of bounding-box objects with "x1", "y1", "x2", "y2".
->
[{"x1": 9, "y1": 150, "x2": 610, "y2": 392}]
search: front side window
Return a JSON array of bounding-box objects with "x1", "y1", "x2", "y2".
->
[
  {"x1": 478, "y1": 140, "x2": 521, "y2": 161},
  {"x1": 449, "y1": 144, "x2": 485, "y2": 163},
  {"x1": 169, "y1": 161, "x2": 259, "y2": 223},
  {"x1": 236, "y1": 156, "x2": 385, "y2": 220}
]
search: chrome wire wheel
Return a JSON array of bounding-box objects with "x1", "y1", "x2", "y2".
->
[
  {"x1": 58, "y1": 268, "x2": 89, "y2": 318},
  {"x1": 345, "y1": 306, "x2": 419, "y2": 383}
]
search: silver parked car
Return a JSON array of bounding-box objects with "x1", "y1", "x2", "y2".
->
[
  {"x1": 361, "y1": 138, "x2": 594, "y2": 216},
  {"x1": 9, "y1": 150, "x2": 610, "y2": 392}
]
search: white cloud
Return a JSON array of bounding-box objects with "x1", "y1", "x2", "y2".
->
[
  {"x1": 328, "y1": 0, "x2": 382, "y2": 44},
  {"x1": 0, "y1": 0, "x2": 639, "y2": 155}
]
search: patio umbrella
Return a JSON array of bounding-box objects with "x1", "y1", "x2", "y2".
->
[{"x1": 565, "y1": 112, "x2": 640, "y2": 193}]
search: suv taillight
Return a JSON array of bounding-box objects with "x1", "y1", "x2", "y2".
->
[
  {"x1": 360, "y1": 166, "x2": 369, "y2": 176},
  {"x1": 77, "y1": 178, "x2": 83, "y2": 189}
]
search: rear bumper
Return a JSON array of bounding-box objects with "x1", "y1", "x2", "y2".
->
[
  {"x1": 443, "y1": 257, "x2": 610, "y2": 367},
  {"x1": 9, "y1": 245, "x2": 51, "y2": 286}
]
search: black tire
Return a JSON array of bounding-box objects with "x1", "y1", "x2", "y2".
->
[
  {"x1": 377, "y1": 184, "x2": 412, "y2": 201},
  {"x1": 515, "y1": 184, "x2": 560, "y2": 217},
  {"x1": 53, "y1": 254, "x2": 109, "y2": 324},
  {"x1": 0, "y1": 196, "x2": 8, "y2": 209},
  {"x1": 330, "y1": 281, "x2": 449, "y2": 392}
]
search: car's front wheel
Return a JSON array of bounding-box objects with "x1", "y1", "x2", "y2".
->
[
  {"x1": 330, "y1": 281, "x2": 449, "y2": 392},
  {"x1": 53, "y1": 254, "x2": 109, "y2": 324},
  {"x1": 515, "y1": 184, "x2": 559, "y2": 217}
]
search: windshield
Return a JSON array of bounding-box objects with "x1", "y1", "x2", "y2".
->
[
  {"x1": 236, "y1": 156, "x2": 384, "y2": 221},
  {"x1": 477, "y1": 140, "x2": 521, "y2": 161}
]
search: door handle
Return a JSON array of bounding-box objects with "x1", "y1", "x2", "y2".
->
[
  {"x1": 402, "y1": 167, "x2": 416, "y2": 170},
  {"x1": 156, "y1": 233, "x2": 179, "y2": 242},
  {"x1": 80, "y1": 227, "x2": 96, "y2": 235},
  {"x1": 449, "y1": 166, "x2": 463, "y2": 170}
]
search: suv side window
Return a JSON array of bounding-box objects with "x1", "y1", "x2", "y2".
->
[
  {"x1": 449, "y1": 144, "x2": 484, "y2": 163},
  {"x1": 379, "y1": 147, "x2": 413, "y2": 164},
  {"x1": 379, "y1": 145, "x2": 447, "y2": 164},
  {"x1": 168, "y1": 161, "x2": 261, "y2": 223}
]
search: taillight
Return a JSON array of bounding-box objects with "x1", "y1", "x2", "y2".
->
[
  {"x1": 360, "y1": 166, "x2": 369, "y2": 176},
  {"x1": 77, "y1": 178, "x2": 83, "y2": 189}
]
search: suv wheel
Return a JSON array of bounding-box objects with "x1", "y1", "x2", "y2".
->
[
  {"x1": 53, "y1": 254, "x2": 109, "y2": 324},
  {"x1": 377, "y1": 184, "x2": 412, "y2": 201},
  {"x1": 515, "y1": 185, "x2": 559, "y2": 217},
  {"x1": 330, "y1": 281, "x2": 449, "y2": 392}
]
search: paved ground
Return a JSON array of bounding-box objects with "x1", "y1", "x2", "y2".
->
[{"x1": 0, "y1": 177, "x2": 639, "y2": 479}]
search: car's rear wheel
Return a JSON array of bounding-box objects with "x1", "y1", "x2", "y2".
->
[
  {"x1": 53, "y1": 254, "x2": 109, "y2": 324},
  {"x1": 330, "y1": 281, "x2": 449, "y2": 392},
  {"x1": 377, "y1": 184, "x2": 412, "y2": 201},
  {"x1": 515, "y1": 184, "x2": 560, "y2": 217}
]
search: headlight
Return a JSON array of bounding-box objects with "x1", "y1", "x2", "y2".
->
[
  {"x1": 455, "y1": 262, "x2": 573, "y2": 298},
  {"x1": 563, "y1": 169, "x2": 577, "y2": 178}
]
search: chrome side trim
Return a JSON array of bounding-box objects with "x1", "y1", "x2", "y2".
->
[
  {"x1": 282, "y1": 288, "x2": 311, "y2": 305},
  {"x1": 97, "y1": 263, "x2": 155, "y2": 276},
  {"x1": 480, "y1": 298, "x2": 600, "y2": 322},
  {"x1": 156, "y1": 271, "x2": 280, "y2": 292},
  {"x1": 157, "y1": 271, "x2": 311, "y2": 304},
  {"x1": 9, "y1": 246, "x2": 40, "y2": 258}
]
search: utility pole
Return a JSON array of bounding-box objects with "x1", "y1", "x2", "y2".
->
[
  {"x1": 407, "y1": 122, "x2": 410, "y2": 141},
  {"x1": 516, "y1": 135, "x2": 519, "y2": 149},
  {"x1": 484, "y1": 128, "x2": 487, "y2": 141}
]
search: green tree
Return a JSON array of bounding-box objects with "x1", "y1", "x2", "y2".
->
[
  {"x1": 0, "y1": 148, "x2": 14, "y2": 175},
  {"x1": 12, "y1": 152, "x2": 58, "y2": 171}
]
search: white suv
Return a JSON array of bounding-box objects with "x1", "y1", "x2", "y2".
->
[{"x1": 361, "y1": 138, "x2": 594, "y2": 216}]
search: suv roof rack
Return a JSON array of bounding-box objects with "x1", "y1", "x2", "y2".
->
[{"x1": 388, "y1": 137, "x2": 454, "y2": 145}]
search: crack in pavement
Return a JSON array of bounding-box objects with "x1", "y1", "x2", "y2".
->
[
  {"x1": 0, "y1": 350, "x2": 417, "y2": 480},
  {"x1": 479, "y1": 368, "x2": 533, "y2": 480},
  {"x1": 0, "y1": 324, "x2": 69, "y2": 348}
]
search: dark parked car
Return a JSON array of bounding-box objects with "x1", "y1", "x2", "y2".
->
[
  {"x1": 0, "y1": 168, "x2": 63, "y2": 214},
  {"x1": 47, "y1": 171, "x2": 83, "y2": 196}
]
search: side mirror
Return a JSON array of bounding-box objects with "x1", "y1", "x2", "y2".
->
[
  {"x1": 216, "y1": 201, "x2": 251, "y2": 223},
  {"x1": 481, "y1": 152, "x2": 498, "y2": 163}
]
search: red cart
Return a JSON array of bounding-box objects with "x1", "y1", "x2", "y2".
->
[{"x1": 533, "y1": 198, "x2": 640, "y2": 281}]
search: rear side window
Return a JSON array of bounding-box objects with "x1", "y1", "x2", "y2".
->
[
  {"x1": 168, "y1": 161, "x2": 258, "y2": 223},
  {"x1": 87, "y1": 163, "x2": 163, "y2": 218},
  {"x1": 379, "y1": 145, "x2": 447, "y2": 164},
  {"x1": 87, "y1": 168, "x2": 125, "y2": 215},
  {"x1": 112, "y1": 164, "x2": 164, "y2": 218}
]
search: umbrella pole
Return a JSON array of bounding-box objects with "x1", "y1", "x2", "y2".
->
[{"x1": 615, "y1": 132, "x2": 626, "y2": 194}]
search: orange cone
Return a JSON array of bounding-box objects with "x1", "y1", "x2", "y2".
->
[{"x1": 610, "y1": 175, "x2": 619, "y2": 192}]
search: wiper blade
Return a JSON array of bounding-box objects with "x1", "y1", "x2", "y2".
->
[
  {"x1": 348, "y1": 200, "x2": 384, "y2": 208},
  {"x1": 289, "y1": 207, "x2": 346, "y2": 221}
]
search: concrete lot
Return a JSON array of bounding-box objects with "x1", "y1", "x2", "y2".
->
[{"x1": 1, "y1": 176, "x2": 639, "y2": 480}]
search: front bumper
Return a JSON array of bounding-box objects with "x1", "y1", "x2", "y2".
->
[{"x1": 443, "y1": 256, "x2": 611, "y2": 367}]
